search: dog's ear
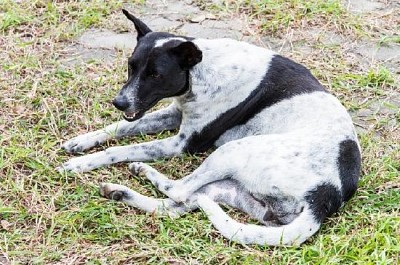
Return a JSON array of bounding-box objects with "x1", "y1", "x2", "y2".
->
[
  {"x1": 170, "y1": 42, "x2": 202, "y2": 70},
  {"x1": 122, "y1": 9, "x2": 151, "y2": 40}
]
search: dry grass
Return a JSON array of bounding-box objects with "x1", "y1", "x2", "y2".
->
[{"x1": 1, "y1": 0, "x2": 399, "y2": 264}]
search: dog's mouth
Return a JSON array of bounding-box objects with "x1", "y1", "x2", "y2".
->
[
  {"x1": 123, "y1": 110, "x2": 144, "y2": 122},
  {"x1": 121, "y1": 99, "x2": 160, "y2": 122}
]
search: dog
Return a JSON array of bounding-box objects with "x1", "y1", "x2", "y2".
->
[{"x1": 59, "y1": 9, "x2": 361, "y2": 246}]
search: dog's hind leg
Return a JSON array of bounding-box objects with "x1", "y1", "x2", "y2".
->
[
  {"x1": 130, "y1": 156, "x2": 230, "y2": 203},
  {"x1": 127, "y1": 163, "x2": 268, "y2": 222},
  {"x1": 129, "y1": 162, "x2": 226, "y2": 202},
  {"x1": 195, "y1": 180, "x2": 271, "y2": 224},
  {"x1": 129, "y1": 162, "x2": 174, "y2": 188},
  {"x1": 62, "y1": 103, "x2": 181, "y2": 153},
  {"x1": 99, "y1": 183, "x2": 193, "y2": 217}
]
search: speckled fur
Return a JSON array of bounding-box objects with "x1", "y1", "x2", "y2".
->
[{"x1": 60, "y1": 11, "x2": 361, "y2": 246}]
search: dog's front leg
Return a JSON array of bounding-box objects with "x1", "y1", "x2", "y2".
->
[
  {"x1": 58, "y1": 135, "x2": 185, "y2": 173},
  {"x1": 61, "y1": 103, "x2": 181, "y2": 153}
]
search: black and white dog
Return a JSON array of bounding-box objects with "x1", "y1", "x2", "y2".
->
[{"x1": 59, "y1": 10, "x2": 361, "y2": 246}]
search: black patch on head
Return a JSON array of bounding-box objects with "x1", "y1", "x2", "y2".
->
[
  {"x1": 305, "y1": 183, "x2": 342, "y2": 223},
  {"x1": 169, "y1": 41, "x2": 202, "y2": 70},
  {"x1": 184, "y1": 55, "x2": 327, "y2": 153},
  {"x1": 117, "y1": 32, "x2": 195, "y2": 117},
  {"x1": 338, "y1": 139, "x2": 361, "y2": 201}
]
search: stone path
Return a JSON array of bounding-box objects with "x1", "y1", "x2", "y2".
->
[
  {"x1": 63, "y1": 0, "x2": 244, "y2": 64},
  {"x1": 64, "y1": 0, "x2": 399, "y2": 73},
  {"x1": 62, "y1": 0, "x2": 400, "y2": 137}
]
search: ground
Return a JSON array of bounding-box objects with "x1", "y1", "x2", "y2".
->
[{"x1": 0, "y1": 0, "x2": 399, "y2": 264}]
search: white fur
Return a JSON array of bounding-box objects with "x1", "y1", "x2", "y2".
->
[
  {"x1": 176, "y1": 38, "x2": 276, "y2": 134},
  {"x1": 61, "y1": 35, "x2": 360, "y2": 246},
  {"x1": 196, "y1": 195, "x2": 319, "y2": 245},
  {"x1": 155, "y1": 37, "x2": 187, "y2": 47}
]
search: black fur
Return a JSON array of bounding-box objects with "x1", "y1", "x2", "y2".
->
[
  {"x1": 305, "y1": 183, "x2": 342, "y2": 223},
  {"x1": 338, "y1": 139, "x2": 361, "y2": 201},
  {"x1": 185, "y1": 55, "x2": 327, "y2": 153},
  {"x1": 122, "y1": 9, "x2": 152, "y2": 40},
  {"x1": 115, "y1": 32, "x2": 196, "y2": 122}
]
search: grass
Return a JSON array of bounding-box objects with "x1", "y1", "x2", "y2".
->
[
  {"x1": 379, "y1": 35, "x2": 400, "y2": 45},
  {"x1": 1, "y1": 0, "x2": 399, "y2": 264},
  {"x1": 196, "y1": 0, "x2": 364, "y2": 37}
]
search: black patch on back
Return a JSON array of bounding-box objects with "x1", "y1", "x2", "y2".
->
[
  {"x1": 184, "y1": 54, "x2": 327, "y2": 153},
  {"x1": 305, "y1": 183, "x2": 342, "y2": 223},
  {"x1": 338, "y1": 139, "x2": 361, "y2": 202}
]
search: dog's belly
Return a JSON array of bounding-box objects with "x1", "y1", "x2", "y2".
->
[
  {"x1": 221, "y1": 135, "x2": 336, "y2": 195},
  {"x1": 209, "y1": 92, "x2": 359, "y2": 198}
]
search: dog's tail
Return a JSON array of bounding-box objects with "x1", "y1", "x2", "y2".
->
[{"x1": 197, "y1": 195, "x2": 330, "y2": 246}]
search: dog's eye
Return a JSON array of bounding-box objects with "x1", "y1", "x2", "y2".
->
[{"x1": 150, "y1": 73, "x2": 161, "y2": 79}]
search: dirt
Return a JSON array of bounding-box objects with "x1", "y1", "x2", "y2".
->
[
  {"x1": 62, "y1": 0, "x2": 246, "y2": 63},
  {"x1": 345, "y1": 0, "x2": 386, "y2": 13},
  {"x1": 356, "y1": 42, "x2": 400, "y2": 71},
  {"x1": 67, "y1": 0, "x2": 400, "y2": 69}
]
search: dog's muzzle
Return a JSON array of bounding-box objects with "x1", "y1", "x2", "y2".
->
[
  {"x1": 112, "y1": 96, "x2": 144, "y2": 122},
  {"x1": 112, "y1": 96, "x2": 130, "y2": 111},
  {"x1": 123, "y1": 111, "x2": 144, "y2": 122}
]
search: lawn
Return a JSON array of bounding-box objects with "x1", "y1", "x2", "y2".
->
[{"x1": 0, "y1": 0, "x2": 399, "y2": 264}]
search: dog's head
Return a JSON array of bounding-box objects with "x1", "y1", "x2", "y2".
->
[{"x1": 113, "y1": 9, "x2": 203, "y2": 121}]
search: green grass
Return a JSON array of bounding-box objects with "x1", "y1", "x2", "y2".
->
[
  {"x1": 379, "y1": 35, "x2": 400, "y2": 45},
  {"x1": 197, "y1": 0, "x2": 363, "y2": 36},
  {"x1": 1, "y1": 0, "x2": 399, "y2": 264}
]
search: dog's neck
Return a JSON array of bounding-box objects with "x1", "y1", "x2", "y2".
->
[
  {"x1": 174, "y1": 38, "x2": 276, "y2": 130},
  {"x1": 192, "y1": 38, "x2": 274, "y2": 101}
]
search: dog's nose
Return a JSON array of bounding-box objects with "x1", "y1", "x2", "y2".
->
[{"x1": 112, "y1": 96, "x2": 130, "y2": 111}]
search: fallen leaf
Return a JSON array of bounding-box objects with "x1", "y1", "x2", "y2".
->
[{"x1": 1, "y1": 220, "x2": 12, "y2": 231}]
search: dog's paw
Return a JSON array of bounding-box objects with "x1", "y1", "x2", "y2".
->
[
  {"x1": 61, "y1": 131, "x2": 108, "y2": 153},
  {"x1": 129, "y1": 162, "x2": 161, "y2": 177},
  {"x1": 57, "y1": 160, "x2": 89, "y2": 173},
  {"x1": 99, "y1": 183, "x2": 126, "y2": 201},
  {"x1": 129, "y1": 162, "x2": 147, "y2": 176},
  {"x1": 57, "y1": 152, "x2": 106, "y2": 173}
]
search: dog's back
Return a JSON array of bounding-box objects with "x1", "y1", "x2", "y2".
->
[
  {"x1": 177, "y1": 38, "x2": 359, "y2": 152},
  {"x1": 168, "y1": 37, "x2": 361, "y2": 244}
]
